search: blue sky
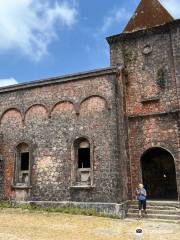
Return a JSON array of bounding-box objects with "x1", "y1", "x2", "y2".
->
[{"x1": 0, "y1": 0, "x2": 179, "y2": 86}]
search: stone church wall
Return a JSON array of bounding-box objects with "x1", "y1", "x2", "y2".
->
[{"x1": 0, "y1": 69, "x2": 126, "y2": 203}]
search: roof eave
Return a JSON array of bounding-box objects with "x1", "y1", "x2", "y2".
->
[
  {"x1": 106, "y1": 19, "x2": 180, "y2": 44},
  {"x1": 0, "y1": 67, "x2": 117, "y2": 94}
]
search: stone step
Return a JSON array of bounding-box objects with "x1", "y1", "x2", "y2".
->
[
  {"x1": 128, "y1": 208, "x2": 180, "y2": 215},
  {"x1": 129, "y1": 205, "x2": 178, "y2": 210},
  {"x1": 129, "y1": 201, "x2": 179, "y2": 208},
  {"x1": 127, "y1": 212, "x2": 180, "y2": 221},
  {"x1": 127, "y1": 201, "x2": 180, "y2": 221}
]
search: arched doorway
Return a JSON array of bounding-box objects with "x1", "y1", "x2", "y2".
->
[{"x1": 141, "y1": 147, "x2": 178, "y2": 200}]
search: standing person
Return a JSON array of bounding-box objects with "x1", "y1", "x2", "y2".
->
[{"x1": 136, "y1": 183, "x2": 147, "y2": 218}]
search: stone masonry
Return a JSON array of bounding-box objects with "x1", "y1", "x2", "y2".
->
[{"x1": 0, "y1": 68, "x2": 127, "y2": 203}]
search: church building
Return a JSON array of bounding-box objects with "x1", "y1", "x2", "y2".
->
[{"x1": 0, "y1": 0, "x2": 179, "y2": 213}]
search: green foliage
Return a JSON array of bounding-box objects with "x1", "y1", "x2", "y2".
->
[
  {"x1": 0, "y1": 201, "x2": 12, "y2": 208},
  {"x1": 123, "y1": 48, "x2": 135, "y2": 66},
  {"x1": 122, "y1": 48, "x2": 136, "y2": 79}
]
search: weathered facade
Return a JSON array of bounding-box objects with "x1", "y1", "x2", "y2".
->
[{"x1": 0, "y1": 0, "x2": 180, "y2": 204}]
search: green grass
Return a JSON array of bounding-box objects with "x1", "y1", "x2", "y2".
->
[{"x1": 0, "y1": 201, "x2": 120, "y2": 219}]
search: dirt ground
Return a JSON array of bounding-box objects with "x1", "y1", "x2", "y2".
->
[{"x1": 0, "y1": 209, "x2": 179, "y2": 240}]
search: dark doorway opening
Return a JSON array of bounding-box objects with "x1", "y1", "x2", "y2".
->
[{"x1": 141, "y1": 148, "x2": 178, "y2": 200}]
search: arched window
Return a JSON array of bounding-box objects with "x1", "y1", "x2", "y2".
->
[
  {"x1": 72, "y1": 137, "x2": 93, "y2": 187},
  {"x1": 15, "y1": 143, "x2": 31, "y2": 186}
]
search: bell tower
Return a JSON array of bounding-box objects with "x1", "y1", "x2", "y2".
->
[{"x1": 107, "y1": 0, "x2": 180, "y2": 200}]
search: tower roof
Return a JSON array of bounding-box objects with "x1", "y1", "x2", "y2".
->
[{"x1": 124, "y1": 0, "x2": 174, "y2": 33}]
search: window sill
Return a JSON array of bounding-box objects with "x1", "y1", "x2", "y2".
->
[
  {"x1": 78, "y1": 168, "x2": 91, "y2": 172},
  {"x1": 141, "y1": 96, "x2": 160, "y2": 103},
  {"x1": 70, "y1": 185, "x2": 95, "y2": 190},
  {"x1": 12, "y1": 184, "x2": 32, "y2": 190}
]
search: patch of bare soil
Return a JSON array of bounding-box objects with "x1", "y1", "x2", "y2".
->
[{"x1": 0, "y1": 209, "x2": 179, "y2": 240}]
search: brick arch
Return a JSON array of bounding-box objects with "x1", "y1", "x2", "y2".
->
[
  {"x1": 25, "y1": 104, "x2": 48, "y2": 123},
  {"x1": 140, "y1": 146, "x2": 176, "y2": 161},
  {"x1": 0, "y1": 108, "x2": 23, "y2": 127},
  {"x1": 71, "y1": 135, "x2": 93, "y2": 148},
  {"x1": 80, "y1": 95, "x2": 108, "y2": 116},
  {"x1": 14, "y1": 140, "x2": 32, "y2": 150},
  {"x1": 50, "y1": 101, "x2": 75, "y2": 117}
]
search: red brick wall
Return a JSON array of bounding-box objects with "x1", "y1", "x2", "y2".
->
[
  {"x1": 125, "y1": 31, "x2": 180, "y2": 198},
  {"x1": 1, "y1": 144, "x2": 13, "y2": 199}
]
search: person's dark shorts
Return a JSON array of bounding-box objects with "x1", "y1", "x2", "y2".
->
[{"x1": 138, "y1": 200, "x2": 146, "y2": 210}]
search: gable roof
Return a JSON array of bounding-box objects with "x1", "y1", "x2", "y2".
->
[{"x1": 124, "y1": 0, "x2": 174, "y2": 33}]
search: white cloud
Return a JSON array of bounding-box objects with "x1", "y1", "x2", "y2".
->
[
  {"x1": 160, "y1": 0, "x2": 180, "y2": 19},
  {"x1": 0, "y1": 0, "x2": 78, "y2": 61},
  {"x1": 100, "y1": 8, "x2": 131, "y2": 34},
  {"x1": 0, "y1": 78, "x2": 18, "y2": 87}
]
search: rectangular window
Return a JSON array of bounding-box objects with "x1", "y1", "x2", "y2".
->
[
  {"x1": 21, "y1": 152, "x2": 29, "y2": 171},
  {"x1": 78, "y1": 148, "x2": 90, "y2": 168},
  {"x1": 0, "y1": 154, "x2": 3, "y2": 172},
  {"x1": 19, "y1": 152, "x2": 29, "y2": 184}
]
